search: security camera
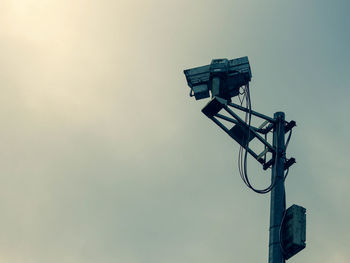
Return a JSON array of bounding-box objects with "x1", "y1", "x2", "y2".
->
[{"x1": 184, "y1": 56, "x2": 252, "y2": 101}]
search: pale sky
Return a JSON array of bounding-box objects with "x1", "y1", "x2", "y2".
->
[{"x1": 1, "y1": 1, "x2": 350, "y2": 262}]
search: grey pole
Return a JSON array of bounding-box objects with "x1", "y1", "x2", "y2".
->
[{"x1": 268, "y1": 112, "x2": 286, "y2": 263}]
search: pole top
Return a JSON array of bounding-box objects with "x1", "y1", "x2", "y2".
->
[{"x1": 274, "y1": 111, "x2": 285, "y2": 119}]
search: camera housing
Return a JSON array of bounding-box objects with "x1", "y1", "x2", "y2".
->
[{"x1": 184, "y1": 56, "x2": 252, "y2": 101}]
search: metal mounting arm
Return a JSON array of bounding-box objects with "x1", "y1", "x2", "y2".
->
[
  {"x1": 209, "y1": 116, "x2": 265, "y2": 164},
  {"x1": 227, "y1": 101, "x2": 276, "y2": 123},
  {"x1": 202, "y1": 97, "x2": 276, "y2": 167},
  {"x1": 202, "y1": 97, "x2": 296, "y2": 170},
  {"x1": 222, "y1": 105, "x2": 275, "y2": 152},
  {"x1": 216, "y1": 113, "x2": 274, "y2": 134}
]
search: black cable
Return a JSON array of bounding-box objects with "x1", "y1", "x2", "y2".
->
[
  {"x1": 237, "y1": 86, "x2": 247, "y2": 185},
  {"x1": 283, "y1": 129, "x2": 292, "y2": 181},
  {"x1": 284, "y1": 167, "x2": 290, "y2": 180},
  {"x1": 245, "y1": 85, "x2": 273, "y2": 193},
  {"x1": 285, "y1": 129, "x2": 292, "y2": 150},
  {"x1": 189, "y1": 88, "x2": 194, "y2": 97},
  {"x1": 279, "y1": 184, "x2": 288, "y2": 257},
  {"x1": 237, "y1": 84, "x2": 282, "y2": 194}
]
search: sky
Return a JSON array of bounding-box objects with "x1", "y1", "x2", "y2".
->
[{"x1": 0, "y1": 0, "x2": 350, "y2": 262}]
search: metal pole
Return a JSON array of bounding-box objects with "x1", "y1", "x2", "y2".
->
[{"x1": 268, "y1": 112, "x2": 286, "y2": 263}]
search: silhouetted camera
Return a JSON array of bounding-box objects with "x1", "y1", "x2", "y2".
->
[{"x1": 184, "y1": 56, "x2": 252, "y2": 101}]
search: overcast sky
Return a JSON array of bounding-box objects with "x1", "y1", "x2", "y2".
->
[{"x1": 1, "y1": 0, "x2": 350, "y2": 262}]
